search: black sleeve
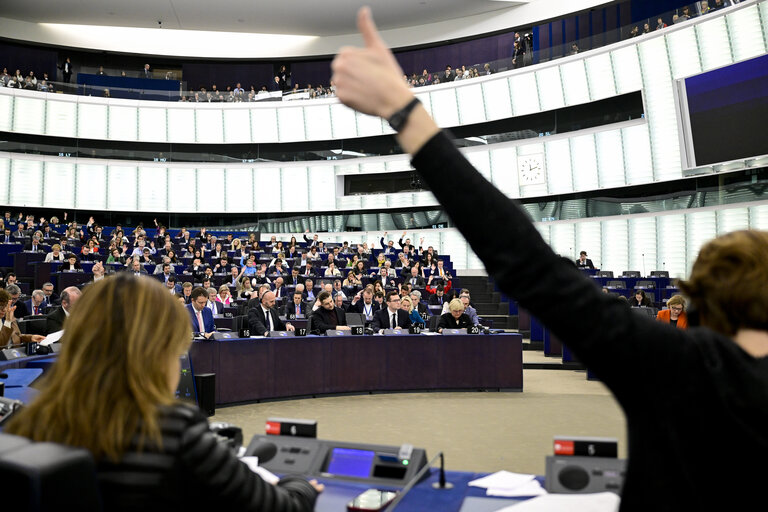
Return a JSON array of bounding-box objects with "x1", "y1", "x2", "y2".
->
[
  {"x1": 436, "y1": 313, "x2": 451, "y2": 331},
  {"x1": 411, "y1": 131, "x2": 694, "y2": 406},
  {"x1": 178, "y1": 408, "x2": 318, "y2": 511},
  {"x1": 371, "y1": 310, "x2": 384, "y2": 332}
]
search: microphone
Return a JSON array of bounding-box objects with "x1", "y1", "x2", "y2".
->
[
  {"x1": 431, "y1": 452, "x2": 454, "y2": 490},
  {"x1": 389, "y1": 451, "x2": 448, "y2": 511},
  {"x1": 245, "y1": 439, "x2": 278, "y2": 464}
]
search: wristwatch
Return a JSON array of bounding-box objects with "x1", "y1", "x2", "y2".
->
[{"x1": 387, "y1": 98, "x2": 421, "y2": 132}]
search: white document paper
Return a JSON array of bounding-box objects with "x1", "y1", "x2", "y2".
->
[
  {"x1": 39, "y1": 330, "x2": 64, "y2": 346},
  {"x1": 240, "y1": 456, "x2": 280, "y2": 485},
  {"x1": 468, "y1": 470, "x2": 536, "y2": 490},
  {"x1": 487, "y1": 479, "x2": 548, "y2": 497},
  {"x1": 495, "y1": 492, "x2": 620, "y2": 512}
]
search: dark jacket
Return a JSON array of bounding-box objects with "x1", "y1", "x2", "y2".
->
[
  {"x1": 96, "y1": 403, "x2": 318, "y2": 511},
  {"x1": 371, "y1": 308, "x2": 412, "y2": 332},
  {"x1": 311, "y1": 306, "x2": 347, "y2": 334}
]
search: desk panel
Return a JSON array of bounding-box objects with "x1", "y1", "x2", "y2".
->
[{"x1": 189, "y1": 333, "x2": 523, "y2": 405}]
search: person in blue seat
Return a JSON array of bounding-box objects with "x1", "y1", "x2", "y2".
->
[
  {"x1": 330, "y1": 8, "x2": 768, "y2": 508},
  {"x1": 6, "y1": 274, "x2": 321, "y2": 510},
  {"x1": 186, "y1": 286, "x2": 216, "y2": 339}
]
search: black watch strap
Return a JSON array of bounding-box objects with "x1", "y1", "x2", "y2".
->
[{"x1": 387, "y1": 98, "x2": 421, "y2": 132}]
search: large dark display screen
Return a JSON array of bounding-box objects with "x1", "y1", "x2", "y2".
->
[{"x1": 683, "y1": 54, "x2": 768, "y2": 167}]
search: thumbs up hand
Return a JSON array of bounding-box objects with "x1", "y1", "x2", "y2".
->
[{"x1": 331, "y1": 7, "x2": 413, "y2": 119}]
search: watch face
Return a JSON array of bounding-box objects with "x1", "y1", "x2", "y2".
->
[{"x1": 518, "y1": 154, "x2": 546, "y2": 185}]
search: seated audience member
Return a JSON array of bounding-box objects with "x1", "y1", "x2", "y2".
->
[
  {"x1": 281, "y1": 291, "x2": 307, "y2": 318},
  {"x1": 6, "y1": 284, "x2": 29, "y2": 318},
  {"x1": 324, "y1": 262, "x2": 342, "y2": 277},
  {"x1": 106, "y1": 248, "x2": 125, "y2": 264},
  {"x1": 343, "y1": 270, "x2": 362, "y2": 289},
  {"x1": 437, "y1": 299, "x2": 473, "y2": 332},
  {"x1": 431, "y1": 259, "x2": 451, "y2": 281},
  {"x1": 248, "y1": 291, "x2": 295, "y2": 336},
  {"x1": 405, "y1": 266, "x2": 426, "y2": 288},
  {"x1": 372, "y1": 291, "x2": 412, "y2": 332},
  {"x1": 5, "y1": 274, "x2": 321, "y2": 509},
  {"x1": 655, "y1": 295, "x2": 688, "y2": 329},
  {"x1": 155, "y1": 258, "x2": 176, "y2": 276},
  {"x1": 631, "y1": 289, "x2": 652, "y2": 307},
  {"x1": 311, "y1": 291, "x2": 350, "y2": 334},
  {"x1": 1, "y1": 227, "x2": 13, "y2": 243},
  {"x1": 41, "y1": 282, "x2": 58, "y2": 306},
  {"x1": 576, "y1": 251, "x2": 595, "y2": 269},
  {"x1": 126, "y1": 258, "x2": 148, "y2": 276},
  {"x1": 165, "y1": 275, "x2": 182, "y2": 295},
  {"x1": 332, "y1": 280, "x2": 348, "y2": 300},
  {"x1": 272, "y1": 276, "x2": 286, "y2": 299},
  {"x1": 4, "y1": 272, "x2": 17, "y2": 285},
  {"x1": 428, "y1": 284, "x2": 446, "y2": 307},
  {"x1": 25, "y1": 235, "x2": 45, "y2": 252},
  {"x1": 60, "y1": 253, "x2": 83, "y2": 271},
  {"x1": 1, "y1": 289, "x2": 45, "y2": 348},
  {"x1": 304, "y1": 279, "x2": 316, "y2": 301},
  {"x1": 347, "y1": 287, "x2": 379, "y2": 321},
  {"x1": 187, "y1": 257, "x2": 207, "y2": 282},
  {"x1": 25, "y1": 289, "x2": 47, "y2": 316},
  {"x1": 238, "y1": 277, "x2": 255, "y2": 299},
  {"x1": 459, "y1": 290, "x2": 480, "y2": 326},
  {"x1": 92, "y1": 261, "x2": 107, "y2": 283},
  {"x1": 303, "y1": 231, "x2": 321, "y2": 247},
  {"x1": 187, "y1": 287, "x2": 216, "y2": 338},
  {"x1": 334, "y1": 294, "x2": 345, "y2": 309},
  {"x1": 287, "y1": 267, "x2": 302, "y2": 287},
  {"x1": 410, "y1": 290, "x2": 429, "y2": 318},
  {"x1": 401, "y1": 295, "x2": 424, "y2": 326},
  {"x1": 206, "y1": 287, "x2": 223, "y2": 315},
  {"x1": 216, "y1": 285, "x2": 233, "y2": 306},
  {"x1": 45, "y1": 286, "x2": 82, "y2": 334},
  {"x1": 181, "y1": 282, "x2": 193, "y2": 304}
]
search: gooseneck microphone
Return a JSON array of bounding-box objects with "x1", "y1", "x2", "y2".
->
[
  {"x1": 431, "y1": 452, "x2": 454, "y2": 490},
  {"x1": 390, "y1": 451, "x2": 451, "y2": 511}
]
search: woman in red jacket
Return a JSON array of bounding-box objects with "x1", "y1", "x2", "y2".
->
[{"x1": 655, "y1": 294, "x2": 688, "y2": 329}]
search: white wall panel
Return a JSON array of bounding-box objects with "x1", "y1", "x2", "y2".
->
[
  {"x1": 481, "y1": 79, "x2": 513, "y2": 121},
  {"x1": 550, "y1": 223, "x2": 575, "y2": 258},
  {"x1": 465, "y1": 150, "x2": 492, "y2": 181},
  {"x1": 0, "y1": 95, "x2": 12, "y2": 132},
  {"x1": 430, "y1": 88, "x2": 460, "y2": 127},
  {"x1": 43, "y1": 161, "x2": 76, "y2": 209},
  {"x1": 585, "y1": 53, "x2": 617, "y2": 101},
  {"x1": 254, "y1": 167, "x2": 282, "y2": 212},
  {"x1": 490, "y1": 146, "x2": 519, "y2": 197},
  {"x1": 196, "y1": 168, "x2": 225, "y2": 211},
  {"x1": 304, "y1": 104, "x2": 332, "y2": 141},
  {"x1": 570, "y1": 134, "x2": 599, "y2": 191},
  {"x1": 195, "y1": 109, "x2": 223, "y2": 143},
  {"x1": 456, "y1": 83, "x2": 486, "y2": 125},
  {"x1": 596, "y1": 129, "x2": 625, "y2": 189},
  {"x1": 78, "y1": 103, "x2": 108, "y2": 140},
  {"x1": 545, "y1": 139, "x2": 572, "y2": 194},
  {"x1": 610, "y1": 46, "x2": 642, "y2": 94},
  {"x1": 601, "y1": 219, "x2": 629, "y2": 275},
  {"x1": 167, "y1": 108, "x2": 196, "y2": 143},
  {"x1": 656, "y1": 214, "x2": 686, "y2": 278},
  {"x1": 696, "y1": 16, "x2": 733, "y2": 71},
  {"x1": 0, "y1": 157, "x2": 9, "y2": 204},
  {"x1": 9, "y1": 160, "x2": 43, "y2": 206},
  {"x1": 13, "y1": 96, "x2": 45, "y2": 134},
  {"x1": 622, "y1": 124, "x2": 653, "y2": 185},
  {"x1": 560, "y1": 60, "x2": 590, "y2": 106},
  {"x1": 108, "y1": 105, "x2": 138, "y2": 141},
  {"x1": 717, "y1": 207, "x2": 749, "y2": 234},
  {"x1": 666, "y1": 27, "x2": 702, "y2": 79},
  {"x1": 356, "y1": 112, "x2": 384, "y2": 137},
  {"x1": 167, "y1": 168, "x2": 197, "y2": 212},
  {"x1": 685, "y1": 210, "x2": 717, "y2": 275},
  {"x1": 138, "y1": 166, "x2": 168, "y2": 212},
  {"x1": 224, "y1": 168, "x2": 254, "y2": 212},
  {"x1": 45, "y1": 99, "x2": 77, "y2": 138},
  {"x1": 308, "y1": 166, "x2": 336, "y2": 211},
  {"x1": 509, "y1": 73, "x2": 540, "y2": 116},
  {"x1": 75, "y1": 163, "x2": 108, "y2": 211},
  {"x1": 107, "y1": 165, "x2": 138, "y2": 211},
  {"x1": 277, "y1": 107, "x2": 306, "y2": 142},
  {"x1": 281, "y1": 167, "x2": 309, "y2": 211},
  {"x1": 138, "y1": 107, "x2": 167, "y2": 142},
  {"x1": 628, "y1": 217, "x2": 657, "y2": 275},
  {"x1": 251, "y1": 108, "x2": 279, "y2": 142},
  {"x1": 536, "y1": 66, "x2": 565, "y2": 111},
  {"x1": 575, "y1": 222, "x2": 601, "y2": 269},
  {"x1": 728, "y1": 5, "x2": 766, "y2": 62},
  {"x1": 223, "y1": 109, "x2": 252, "y2": 144},
  {"x1": 329, "y1": 103, "x2": 357, "y2": 140},
  {"x1": 749, "y1": 204, "x2": 768, "y2": 230}
]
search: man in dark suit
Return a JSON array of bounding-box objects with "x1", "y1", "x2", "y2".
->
[
  {"x1": 347, "y1": 288, "x2": 380, "y2": 322},
  {"x1": 404, "y1": 266, "x2": 426, "y2": 288},
  {"x1": 24, "y1": 235, "x2": 44, "y2": 252},
  {"x1": 186, "y1": 287, "x2": 216, "y2": 339},
  {"x1": 281, "y1": 291, "x2": 307, "y2": 319},
  {"x1": 371, "y1": 291, "x2": 412, "y2": 333},
  {"x1": 45, "y1": 286, "x2": 82, "y2": 334},
  {"x1": 311, "y1": 291, "x2": 349, "y2": 334},
  {"x1": 41, "y1": 282, "x2": 59, "y2": 306},
  {"x1": 25, "y1": 290, "x2": 46, "y2": 316},
  {"x1": 6, "y1": 284, "x2": 29, "y2": 318},
  {"x1": 1, "y1": 228, "x2": 13, "y2": 243},
  {"x1": 410, "y1": 290, "x2": 429, "y2": 318},
  {"x1": 248, "y1": 291, "x2": 295, "y2": 336},
  {"x1": 576, "y1": 251, "x2": 595, "y2": 270}
]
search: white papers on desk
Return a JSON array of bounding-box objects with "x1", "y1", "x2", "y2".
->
[
  {"x1": 239, "y1": 456, "x2": 280, "y2": 485},
  {"x1": 469, "y1": 471, "x2": 547, "y2": 498},
  {"x1": 39, "y1": 330, "x2": 64, "y2": 346},
  {"x1": 495, "y1": 492, "x2": 620, "y2": 512}
]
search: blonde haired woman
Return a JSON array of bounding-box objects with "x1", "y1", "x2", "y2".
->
[
  {"x1": 436, "y1": 298, "x2": 471, "y2": 332},
  {"x1": 655, "y1": 294, "x2": 688, "y2": 329},
  {"x1": 44, "y1": 243, "x2": 65, "y2": 262},
  {"x1": 6, "y1": 274, "x2": 321, "y2": 509},
  {"x1": 400, "y1": 295, "x2": 425, "y2": 326}
]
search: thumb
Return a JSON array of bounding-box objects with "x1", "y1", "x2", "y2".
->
[{"x1": 358, "y1": 6, "x2": 385, "y2": 49}]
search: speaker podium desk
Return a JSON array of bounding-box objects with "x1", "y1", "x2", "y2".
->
[{"x1": 189, "y1": 333, "x2": 523, "y2": 404}]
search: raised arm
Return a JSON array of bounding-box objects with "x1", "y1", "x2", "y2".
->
[{"x1": 331, "y1": 7, "x2": 692, "y2": 403}]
